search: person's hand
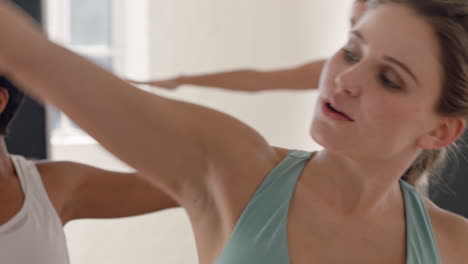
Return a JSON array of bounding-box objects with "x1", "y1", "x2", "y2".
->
[{"x1": 127, "y1": 77, "x2": 182, "y2": 90}]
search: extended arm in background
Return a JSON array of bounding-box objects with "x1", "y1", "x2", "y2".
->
[{"x1": 128, "y1": 60, "x2": 325, "y2": 92}]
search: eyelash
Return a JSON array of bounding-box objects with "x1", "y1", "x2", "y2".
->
[
  {"x1": 343, "y1": 49, "x2": 359, "y2": 63},
  {"x1": 342, "y1": 49, "x2": 402, "y2": 91},
  {"x1": 379, "y1": 72, "x2": 401, "y2": 90}
]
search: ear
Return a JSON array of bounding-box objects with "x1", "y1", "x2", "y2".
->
[
  {"x1": 417, "y1": 117, "x2": 466, "y2": 149},
  {"x1": 0, "y1": 88, "x2": 9, "y2": 114}
]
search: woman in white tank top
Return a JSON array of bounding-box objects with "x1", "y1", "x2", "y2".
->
[{"x1": 0, "y1": 78, "x2": 178, "y2": 264}]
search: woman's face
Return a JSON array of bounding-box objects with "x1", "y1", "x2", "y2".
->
[{"x1": 311, "y1": 3, "x2": 444, "y2": 160}]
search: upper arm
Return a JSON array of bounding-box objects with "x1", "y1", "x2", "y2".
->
[
  {"x1": 13, "y1": 45, "x2": 277, "y2": 208},
  {"x1": 38, "y1": 161, "x2": 179, "y2": 224},
  {"x1": 0, "y1": 2, "x2": 277, "y2": 214}
]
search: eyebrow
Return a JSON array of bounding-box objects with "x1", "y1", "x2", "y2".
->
[
  {"x1": 351, "y1": 30, "x2": 420, "y2": 85},
  {"x1": 382, "y1": 56, "x2": 420, "y2": 85},
  {"x1": 351, "y1": 30, "x2": 367, "y2": 44}
]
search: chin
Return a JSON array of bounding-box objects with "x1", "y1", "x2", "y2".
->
[
  {"x1": 310, "y1": 122, "x2": 341, "y2": 152},
  {"x1": 310, "y1": 122, "x2": 363, "y2": 158}
]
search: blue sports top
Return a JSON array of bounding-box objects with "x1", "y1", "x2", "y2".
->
[{"x1": 216, "y1": 150, "x2": 441, "y2": 264}]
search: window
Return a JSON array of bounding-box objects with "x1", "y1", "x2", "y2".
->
[{"x1": 45, "y1": 0, "x2": 116, "y2": 144}]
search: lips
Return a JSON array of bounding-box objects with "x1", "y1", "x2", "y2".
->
[{"x1": 322, "y1": 99, "x2": 354, "y2": 121}]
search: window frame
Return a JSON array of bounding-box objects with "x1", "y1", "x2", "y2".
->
[{"x1": 44, "y1": 0, "x2": 126, "y2": 145}]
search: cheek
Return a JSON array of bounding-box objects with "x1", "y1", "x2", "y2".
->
[
  {"x1": 365, "y1": 97, "x2": 427, "y2": 132},
  {"x1": 318, "y1": 53, "x2": 344, "y2": 91}
]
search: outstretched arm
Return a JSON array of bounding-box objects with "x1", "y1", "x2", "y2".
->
[
  {"x1": 129, "y1": 60, "x2": 325, "y2": 91},
  {"x1": 37, "y1": 161, "x2": 179, "y2": 224},
  {"x1": 0, "y1": 2, "x2": 276, "y2": 209}
]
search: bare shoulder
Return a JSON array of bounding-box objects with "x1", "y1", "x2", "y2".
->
[
  {"x1": 34, "y1": 160, "x2": 135, "y2": 198},
  {"x1": 35, "y1": 159, "x2": 84, "y2": 173},
  {"x1": 30, "y1": 160, "x2": 85, "y2": 220},
  {"x1": 425, "y1": 198, "x2": 468, "y2": 236},
  {"x1": 34, "y1": 161, "x2": 115, "y2": 207},
  {"x1": 34, "y1": 160, "x2": 80, "y2": 187},
  {"x1": 35, "y1": 160, "x2": 111, "y2": 175},
  {"x1": 424, "y1": 198, "x2": 468, "y2": 263},
  {"x1": 273, "y1": 146, "x2": 292, "y2": 157},
  {"x1": 210, "y1": 145, "x2": 288, "y2": 211},
  {"x1": 34, "y1": 160, "x2": 96, "y2": 186},
  {"x1": 206, "y1": 145, "x2": 288, "y2": 227}
]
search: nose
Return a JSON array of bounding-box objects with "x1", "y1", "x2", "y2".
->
[{"x1": 334, "y1": 66, "x2": 363, "y2": 97}]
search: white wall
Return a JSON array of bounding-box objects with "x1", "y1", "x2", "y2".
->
[
  {"x1": 58, "y1": 0, "x2": 352, "y2": 263},
  {"x1": 142, "y1": 0, "x2": 351, "y2": 150}
]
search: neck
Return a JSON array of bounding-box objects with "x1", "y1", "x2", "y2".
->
[
  {"x1": 0, "y1": 137, "x2": 15, "y2": 181},
  {"x1": 305, "y1": 148, "x2": 418, "y2": 217}
]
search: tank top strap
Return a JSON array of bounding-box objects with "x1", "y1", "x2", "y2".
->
[
  {"x1": 9, "y1": 155, "x2": 64, "y2": 228},
  {"x1": 10, "y1": 155, "x2": 36, "y2": 196},
  {"x1": 400, "y1": 180, "x2": 441, "y2": 264},
  {"x1": 216, "y1": 149, "x2": 315, "y2": 264},
  {"x1": 0, "y1": 155, "x2": 70, "y2": 264},
  {"x1": 254, "y1": 149, "x2": 314, "y2": 195}
]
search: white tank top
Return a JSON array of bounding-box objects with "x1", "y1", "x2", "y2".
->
[{"x1": 0, "y1": 155, "x2": 70, "y2": 264}]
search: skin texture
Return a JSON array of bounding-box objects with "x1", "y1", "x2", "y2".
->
[
  {"x1": 0, "y1": 1, "x2": 466, "y2": 264},
  {"x1": 0, "y1": 135, "x2": 178, "y2": 226},
  {"x1": 0, "y1": 86, "x2": 177, "y2": 228}
]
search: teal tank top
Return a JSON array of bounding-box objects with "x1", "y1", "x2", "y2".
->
[{"x1": 216, "y1": 150, "x2": 441, "y2": 264}]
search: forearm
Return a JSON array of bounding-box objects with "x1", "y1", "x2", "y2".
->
[
  {"x1": 177, "y1": 60, "x2": 325, "y2": 92},
  {"x1": 178, "y1": 70, "x2": 282, "y2": 92}
]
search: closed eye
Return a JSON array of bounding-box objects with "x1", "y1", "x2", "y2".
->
[{"x1": 343, "y1": 49, "x2": 360, "y2": 63}]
